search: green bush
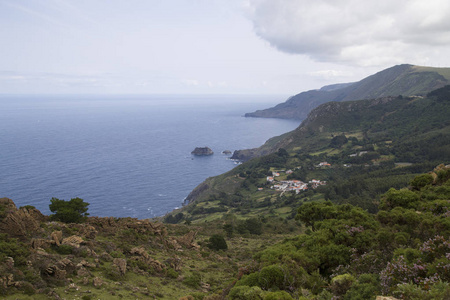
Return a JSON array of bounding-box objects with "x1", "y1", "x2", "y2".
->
[
  {"x1": 410, "y1": 174, "x2": 434, "y2": 190},
  {"x1": 207, "y1": 234, "x2": 228, "y2": 251},
  {"x1": 0, "y1": 234, "x2": 29, "y2": 266},
  {"x1": 258, "y1": 265, "x2": 287, "y2": 290},
  {"x1": 54, "y1": 244, "x2": 73, "y2": 255},
  {"x1": 330, "y1": 274, "x2": 355, "y2": 296},
  {"x1": 183, "y1": 273, "x2": 201, "y2": 289},
  {"x1": 264, "y1": 291, "x2": 293, "y2": 299},
  {"x1": 228, "y1": 286, "x2": 263, "y2": 300},
  {"x1": 235, "y1": 273, "x2": 260, "y2": 287},
  {"x1": 166, "y1": 267, "x2": 179, "y2": 279},
  {"x1": 379, "y1": 188, "x2": 420, "y2": 210}
]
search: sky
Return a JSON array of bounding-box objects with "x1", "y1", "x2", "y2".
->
[{"x1": 1, "y1": 0, "x2": 450, "y2": 95}]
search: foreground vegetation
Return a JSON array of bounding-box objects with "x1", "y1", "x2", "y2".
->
[{"x1": 0, "y1": 165, "x2": 449, "y2": 299}]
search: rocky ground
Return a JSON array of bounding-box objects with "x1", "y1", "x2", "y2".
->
[{"x1": 0, "y1": 197, "x2": 240, "y2": 299}]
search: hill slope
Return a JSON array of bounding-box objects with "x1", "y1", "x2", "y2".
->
[
  {"x1": 180, "y1": 86, "x2": 450, "y2": 215},
  {"x1": 245, "y1": 64, "x2": 450, "y2": 120}
]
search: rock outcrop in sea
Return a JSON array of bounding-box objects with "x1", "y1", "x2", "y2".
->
[{"x1": 191, "y1": 147, "x2": 214, "y2": 156}]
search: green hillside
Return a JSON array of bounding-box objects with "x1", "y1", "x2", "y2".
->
[
  {"x1": 177, "y1": 86, "x2": 450, "y2": 222},
  {"x1": 245, "y1": 64, "x2": 450, "y2": 120}
]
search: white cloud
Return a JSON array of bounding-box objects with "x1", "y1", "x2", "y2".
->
[{"x1": 245, "y1": 0, "x2": 450, "y2": 66}]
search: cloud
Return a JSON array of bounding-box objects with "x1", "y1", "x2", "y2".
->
[{"x1": 245, "y1": 0, "x2": 450, "y2": 66}]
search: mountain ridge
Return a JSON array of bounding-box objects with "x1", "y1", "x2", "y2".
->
[{"x1": 245, "y1": 64, "x2": 450, "y2": 120}]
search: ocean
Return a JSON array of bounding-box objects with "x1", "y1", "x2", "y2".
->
[{"x1": 0, "y1": 95, "x2": 299, "y2": 219}]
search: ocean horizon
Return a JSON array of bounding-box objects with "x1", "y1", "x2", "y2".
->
[{"x1": 0, "y1": 94, "x2": 300, "y2": 219}]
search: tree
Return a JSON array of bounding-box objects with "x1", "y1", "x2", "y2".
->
[{"x1": 49, "y1": 197, "x2": 89, "y2": 223}]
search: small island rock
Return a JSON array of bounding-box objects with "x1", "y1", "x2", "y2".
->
[
  {"x1": 191, "y1": 147, "x2": 214, "y2": 156},
  {"x1": 222, "y1": 150, "x2": 232, "y2": 155}
]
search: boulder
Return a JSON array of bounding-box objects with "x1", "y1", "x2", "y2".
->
[
  {"x1": 51, "y1": 231, "x2": 63, "y2": 246},
  {"x1": 77, "y1": 267, "x2": 91, "y2": 277},
  {"x1": 79, "y1": 224, "x2": 98, "y2": 239},
  {"x1": 130, "y1": 247, "x2": 150, "y2": 259},
  {"x1": 31, "y1": 238, "x2": 55, "y2": 249},
  {"x1": 113, "y1": 258, "x2": 127, "y2": 275},
  {"x1": 61, "y1": 235, "x2": 84, "y2": 248},
  {"x1": 93, "y1": 277, "x2": 103, "y2": 287},
  {"x1": 177, "y1": 231, "x2": 199, "y2": 249}
]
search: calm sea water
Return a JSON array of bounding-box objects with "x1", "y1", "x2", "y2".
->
[{"x1": 0, "y1": 95, "x2": 299, "y2": 219}]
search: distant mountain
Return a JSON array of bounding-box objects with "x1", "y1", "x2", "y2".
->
[{"x1": 245, "y1": 64, "x2": 450, "y2": 120}]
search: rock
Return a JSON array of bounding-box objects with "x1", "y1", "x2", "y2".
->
[
  {"x1": 0, "y1": 198, "x2": 17, "y2": 214},
  {"x1": 113, "y1": 258, "x2": 127, "y2": 275},
  {"x1": 31, "y1": 238, "x2": 55, "y2": 249},
  {"x1": 165, "y1": 256, "x2": 182, "y2": 271},
  {"x1": 77, "y1": 259, "x2": 96, "y2": 268},
  {"x1": 191, "y1": 147, "x2": 214, "y2": 156},
  {"x1": 56, "y1": 258, "x2": 75, "y2": 274},
  {"x1": 0, "y1": 198, "x2": 45, "y2": 238},
  {"x1": 176, "y1": 231, "x2": 199, "y2": 249},
  {"x1": 201, "y1": 282, "x2": 211, "y2": 292},
  {"x1": 93, "y1": 277, "x2": 103, "y2": 287},
  {"x1": 222, "y1": 150, "x2": 232, "y2": 155},
  {"x1": 376, "y1": 297, "x2": 399, "y2": 300},
  {"x1": 79, "y1": 224, "x2": 98, "y2": 239},
  {"x1": 51, "y1": 231, "x2": 63, "y2": 246},
  {"x1": 47, "y1": 290, "x2": 62, "y2": 300},
  {"x1": 0, "y1": 274, "x2": 15, "y2": 288},
  {"x1": 67, "y1": 283, "x2": 80, "y2": 291},
  {"x1": 77, "y1": 267, "x2": 91, "y2": 277},
  {"x1": 166, "y1": 238, "x2": 183, "y2": 251},
  {"x1": 45, "y1": 266, "x2": 67, "y2": 280},
  {"x1": 100, "y1": 252, "x2": 113, "y2": 262},
  {"x1": 5, "y1": 257, "x2": 14, "y2": 269},
  {"x1": 130, "y1": 247, "x2": 150, "y2": 259},
  {"x1": 61, "y1": 235, "x2": 84, "y2": 248}
]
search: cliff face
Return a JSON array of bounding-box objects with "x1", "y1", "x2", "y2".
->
[{"x1": 245, "y1": 64, "x2": 449, "y2": 120}]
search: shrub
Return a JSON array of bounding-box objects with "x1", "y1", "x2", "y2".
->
[
  {"x1": 258, "y1": 265, "x2": 287, "y2": 290},
  {"x1": 166, "y1": 268, "x2": 179, "y2": 279},
  {"x1": 410, "y1": 174, "x2": 434, "y2": 190},
  {"x1": 228, "y1": 286, "x2": 263, "y2": 300},
  {"x1": 264, "y1": 291, "x2": 293, "y2": 299},
  {"x1": 207, "y1": 234, "x2": 228, "y2": 251},
  {"x1": 330, "y1": 274, "x2": 355, "y2": 296},
  {"x1": 54, "y1": 244, "x2": 73, "y2": 255},
  {"x1": 0, "y1": 234, "x2": 29, "y2": 266},
  {"x1": 379, "y1": 188, "x2": 419, "y2": 210},
  {"x1": 183, "y1": 273, "x2": 201, "y2": 289}
]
